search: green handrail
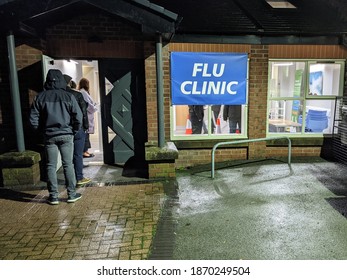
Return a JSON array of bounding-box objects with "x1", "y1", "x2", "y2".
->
[{"x1": 211, "y1": 136, "x2": 292, "y2": 179}]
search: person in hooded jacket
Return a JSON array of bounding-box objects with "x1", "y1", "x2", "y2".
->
[
  {"x1": 30, "y1": 69, "x2": 83, "y2": 205},
  {"x1": 223, "y1": 105, "x2": 242, "y2": 133},
  {"x1": 63, "y1": 74, "x2": 91, "y2": 187}
]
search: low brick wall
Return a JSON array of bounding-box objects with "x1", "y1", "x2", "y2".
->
[
  {"x1": 145, "y1": 142, "x2": 178, "y2": 179},
  {"x1": 0, "y1": 150, "x2": 41, "y2": 188}
]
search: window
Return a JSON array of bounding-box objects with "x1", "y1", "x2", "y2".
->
[
  {"x1": 172, "y1": 104, "x2": 247, "y2": 138},
  {"x1": 170, "y1": 52, "x2": 249, "y2": 140},
  {"x1": 267, "y1": 60, "x2": 345, "y2": 136}
]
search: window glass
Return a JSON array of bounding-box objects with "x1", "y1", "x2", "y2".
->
[
  {"x1": 304, "y1": 99, "x2": 334, "y2": 134},
  {"x1": 268, "y1": 100, "x2": 303, "y2": 133},
  {"x1": 269, "y1": 62, "x2": 305, "y2": 98},
  {"x1": 172, "y1": 105, "x2": 245, "y2": 136},
  {"x1": 268, "y1": 60, "x2": 344, "y2": 136},
  {"x1": 308, "y1": 63, "x2": 341, "y2": 96}
]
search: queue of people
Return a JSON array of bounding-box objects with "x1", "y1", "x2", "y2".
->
[
  {"x1": 30, "y1": 69, "x2": 98, "y2": 205},
  {"x1": 188, "y1": 105, "x2": 241, "y2": 134}
]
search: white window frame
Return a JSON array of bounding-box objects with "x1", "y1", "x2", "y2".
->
[{"x1": 267, "y1": 59, "x2": 345, "y2": 138}]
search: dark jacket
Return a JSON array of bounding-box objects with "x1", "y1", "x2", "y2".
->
[
  {"x1": 223, "y1": 105, "x2": 241, "y2": 121},
  {"x1": 189, "y1": 105, "x2": 204, "y2": 121},
  {"x1": 66, "y1": 87, "x2": 89, "y2": 131},
  {"x1": 30, "y1": 69, "x2": 82, "y2": 138}
]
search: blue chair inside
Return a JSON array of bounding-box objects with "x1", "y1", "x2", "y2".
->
[{"x1": 305, "y1": 109, "x2": 328, "y2": 132}]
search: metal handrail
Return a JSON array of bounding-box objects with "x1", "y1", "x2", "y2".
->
[{"x1": 211, "y1": 136, "x2": 292, "y2": 179}]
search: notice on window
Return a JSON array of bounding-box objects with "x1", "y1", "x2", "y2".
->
[{"x1": 171, "y1": 52, "x2": 248, "y2": 105}]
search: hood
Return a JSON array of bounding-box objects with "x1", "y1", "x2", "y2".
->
[
  {"x1": 63, "y1": 74, "x2": 72, "y2": 84},
  {"x1": 44, "y1": 69, "x2": 67, "y2": 90}
]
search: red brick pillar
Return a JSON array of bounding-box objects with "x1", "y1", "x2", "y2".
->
[{"x1": 248, "y1": 45, "x2": 269, "y2": 159}]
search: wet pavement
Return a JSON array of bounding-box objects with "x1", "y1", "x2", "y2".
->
[
  {"x1": 0, "y1": 181, "x2": 166, "y2": 260},
  {"x1": 172, "y1": 157, "x2": 347, "y2": 260},
  {"x1": 1, "y1": 156, "x2": 347, "y2": 260}
]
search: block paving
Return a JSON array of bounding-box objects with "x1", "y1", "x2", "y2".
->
[{"x1": 0, "y1": 182, "x2": 165, "y2": 260}]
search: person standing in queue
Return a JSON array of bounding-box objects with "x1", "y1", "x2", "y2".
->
[
  {"x1": 223, "y1": 105, "x2": 241, "y2": 133},
  {"x1": 78, "y1": 78, "x2": 98, "y2": 158},
  {"x1": 188, "y1": 105, "x2": 204, "y2": 134},
  {"x1": 30, "y1": 69, "x2": 83, "y2": 205},
  {"x1": 64, "y1": 74, "x2": 91, "y2": 187}
]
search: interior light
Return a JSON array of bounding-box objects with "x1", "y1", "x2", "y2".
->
[
  {"x1": 266, "y1": 1, "x2": 296, "y2": 9},
  {"x1": 65, "y1": 59, "x2": 79, "y2": 65},
  {"x1": 273, "y1": 62, "x2": 294, "y2": 66}
]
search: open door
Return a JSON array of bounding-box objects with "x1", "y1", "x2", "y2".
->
[
  {"x1": 99, "y1": 59, "x2": 147, "y2": 170},
  {"x1": 42, "y1": 55, "x2": 55, "y2": 78}
]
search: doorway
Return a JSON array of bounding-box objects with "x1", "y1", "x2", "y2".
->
[
  {"x1": 42, "y1": 56, "x2": 103, "y2": 163},
  {"x1": 42, "y1": 56, "x2": 148, "y2": 177}
]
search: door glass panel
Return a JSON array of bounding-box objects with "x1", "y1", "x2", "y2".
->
[
  {"x1": 107, "y1": 127, "x2": 116, "y2": 143},
  {"x1": 105, "y1": 77, "x2": 114, "y2": 95}
]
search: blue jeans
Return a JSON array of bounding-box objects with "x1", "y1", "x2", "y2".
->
[
  {"x1": 73, "y1": 129, "x2": 86, "y2": 181},
  {"x1": 229, "y1": 120, "x2": 241, "y2": 133},
  {"x1": 45, "y1": 134, "x2": 76, "y2": 199}
]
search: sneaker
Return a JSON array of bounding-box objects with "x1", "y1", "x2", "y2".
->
[
  {"x1": 67, "y1": 193, "x2": 82, "y2": 203},
  {"x1": 77, "y1": 177, "x2": 91, "y2": 186},
  {"x1": 47, "y1": 197, "x2": 59, "y2": 205}
]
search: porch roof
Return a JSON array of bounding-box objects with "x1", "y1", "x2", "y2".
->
[
  {"x1": 151, "y1": 0, "x2": 347, "y2": 45},
  {"x1": 0, "y1": 0, "x2": 180, "y2": 39},
  {"x1": 0, "y1": 0, "x2": 346, "y2": 45}
]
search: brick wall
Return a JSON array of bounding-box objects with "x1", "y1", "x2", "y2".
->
[
  {"x1": 269, "y1": 45, "x2": 347, "y2": 59},
  {"x1": 248, "y1": 45, "x2": 269, "y2": 159},
  {"x1": 144, "y1": 42, "x2": 172, "y2": 144},
  {"x1": 15, "y1": 44, "x2": 42, "y2": 70},
  {"x1": 45, "y1": 13, "x2": 144, "y2": 59},
  {"x1": 175, "y1": 148, "x2": 247, "y2": 169},
  {"x1": 144, "y1": 41, "x2": 157, "y2": 142},
  {"x1": 148, "y1": 162, "x2": 176, "y2": 178}
]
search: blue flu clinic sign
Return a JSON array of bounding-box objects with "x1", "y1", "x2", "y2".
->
[{"x1": 171, "y1": 52, "x2": 248, "y2": 105}]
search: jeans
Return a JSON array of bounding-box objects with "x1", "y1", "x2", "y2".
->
[
  {"x1": 190, "y1": 112, "x2": 203, "y2": 134},
  {"x1": 73, "y1": 129, "x2": 86, "y2": 181},
  {"x1": 228, "y1": 120, "x2": 241, "y2": 133},
  {"x1": 45, "y1": 134, "x2": 76, "y2": 199},
  {"x1": 84, "y1": 133, "x2": 91, "y2": 152}
]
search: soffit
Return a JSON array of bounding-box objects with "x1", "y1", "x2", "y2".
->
[{"x1": 0, "y1": 0, "x2": 179, "y2": 38}]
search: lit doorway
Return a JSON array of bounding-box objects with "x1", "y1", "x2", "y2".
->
[{"x1": 42, "y1": 56, "x2": 103, "y2": 163}]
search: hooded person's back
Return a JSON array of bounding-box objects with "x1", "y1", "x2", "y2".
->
[
  {"x1": 30, "y1": 69, "x2": 82, "y2": 138},
  {"x1": 63, "y1": 74, "x2": 89, "y2": 132}
]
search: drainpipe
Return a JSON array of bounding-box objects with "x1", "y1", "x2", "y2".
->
[
  {"x1": 7, "y1": 31, "x2": 25, "y2": 152},
  {"x1": 155, "y1": 34, "x2": 165, "y2": 148}
]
